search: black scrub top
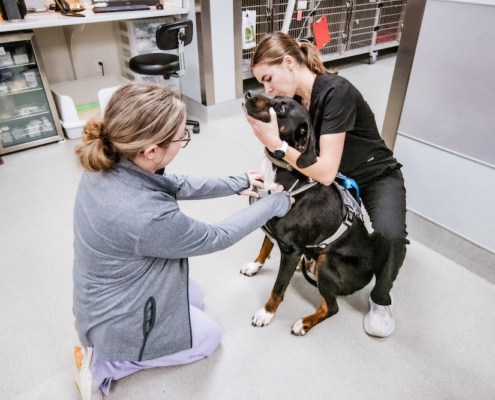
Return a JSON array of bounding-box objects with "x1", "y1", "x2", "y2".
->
[{"x1": 295, "y1": 72, "x2": 401, "y2": 188}]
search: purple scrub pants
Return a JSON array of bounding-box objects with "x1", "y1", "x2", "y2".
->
[{"x1": 93, "y1": 279, "x2": 221, "y2": 395}]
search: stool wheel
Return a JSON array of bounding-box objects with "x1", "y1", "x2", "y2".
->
[{"x1": 186, "y1": 119, "x2": 200, "y2": 134}]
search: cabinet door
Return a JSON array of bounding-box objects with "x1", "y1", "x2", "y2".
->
[{"x1": 0, "y1": 39, "x2": 58, "y2": 150}]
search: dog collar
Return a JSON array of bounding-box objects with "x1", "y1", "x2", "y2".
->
[{"x1": 264, "y1": 148, "x2": 293, "y2": 171}]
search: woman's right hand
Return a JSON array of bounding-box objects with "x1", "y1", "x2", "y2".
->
[{"x1": 239, "y1": 170, "x2": 265, "y2": 197}]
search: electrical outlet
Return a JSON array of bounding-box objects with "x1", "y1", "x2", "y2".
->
[{"x1": 94, "y1": 59, "x2": 103, "y2": 73}]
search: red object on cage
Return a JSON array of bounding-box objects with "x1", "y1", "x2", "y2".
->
[
  {"x1": 312, "y1": 14, "x2": 330, "y2": 50},
  {"x1": 376, "y1": 28, "x2": 398, "y2": 44}
]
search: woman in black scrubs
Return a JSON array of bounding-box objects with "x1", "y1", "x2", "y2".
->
[{"x1": 246, "y1": 32, "x2": 409, "y2": 338}]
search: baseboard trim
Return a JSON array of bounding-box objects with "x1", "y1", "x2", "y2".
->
[
  {"x1": 407, "y1": 209, "x2": 495, "y2": 284},
  {"x1": 182, "y1": 96, "x2": 244, "y2": 123}
]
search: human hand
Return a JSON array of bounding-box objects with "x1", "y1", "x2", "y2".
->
[
  {"x1": 274, "y1": 184, "x2": 295, "y2": 204},
  {"x1": 239, "y1": 170, "x2": 265, "y2": 197},
  {"x1": 245, "y1": 108, "x2": 283, "y2": 152}
]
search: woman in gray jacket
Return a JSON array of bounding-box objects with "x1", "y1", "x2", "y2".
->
[{"x1": 73, "y1": 83, "x2": 292, "y2": 399}]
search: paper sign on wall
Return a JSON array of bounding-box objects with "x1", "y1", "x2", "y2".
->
[
  {"x1": 163, "y1": 0, "x2": 182, "y2": 6},
  {"x1": 312, "y1": 15, "x2": 331, "y2": 50},
  {"x1": 242, "y1": 10, "x2": 257, "y2": 50},
  {"x1": 297, "y1": 0, "x2": 308, "y2": 9}
]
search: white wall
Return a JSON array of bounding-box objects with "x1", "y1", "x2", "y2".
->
[
  {"x1": 393, "y1": 0, "x2": 495, "y2": 254},
  {"x1": 181, "y1": 1, "x2": 202, "y2": 103},
  {"x1": 35, "y1": 23, "x2": 121, "y2": 84},
  {"x1": 394, "y1": 136, "x2": 495, "y2": 252},
  {"x1": 209, "y1": 0, "x2": 236, "y2": 104}
]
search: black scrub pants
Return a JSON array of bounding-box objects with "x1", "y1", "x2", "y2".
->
[{"x1": 360, "y1": 169, "x2": 409, "y2": 306}]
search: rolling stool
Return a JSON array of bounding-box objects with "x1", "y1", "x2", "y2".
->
[{"x1": 129, "y1": 19, "x2": 200, "y2": 134}]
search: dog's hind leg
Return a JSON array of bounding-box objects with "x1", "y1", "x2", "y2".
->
[
  {"x1": 240, "y1": 235, "x2": 274, "y2": 277},
  {"x1": 291, "y1": 257, "x2": 339, "y2": 336},
  {"x1": 252, "y1": 251, "x2": 300, "y2": 327}
]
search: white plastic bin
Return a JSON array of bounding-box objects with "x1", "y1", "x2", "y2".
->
[{"x1": 50, "y1": 75, "x2": 129, "y2": 139}]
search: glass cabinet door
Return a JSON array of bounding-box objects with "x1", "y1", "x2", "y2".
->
[{"x1": 0, "y1": 39, "x2": 58, "y2": 149}]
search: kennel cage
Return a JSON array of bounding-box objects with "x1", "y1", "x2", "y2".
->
[{"x1": 241, "y1": 0, "x2": 407, "y2": 79}]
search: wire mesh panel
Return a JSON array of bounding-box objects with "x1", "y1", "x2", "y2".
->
[
  {"x1": 242, "y1": 0, "x2": 271, "y2": 75},
  {"x1": 376, "y1": 0, "x2": 406, "y2": 44},
  {"x1": 348, "y1": 0, "x2": 378, "y2": 51},
  {"x1": 239, "y1": 0, "x2": 407, "y2": 80},
  {"x1": 313, "y1": 0, "x2": 349, "y2": 56},
  {"x1": 272, "y1": 0, "x2": 314, "y2": 40}
]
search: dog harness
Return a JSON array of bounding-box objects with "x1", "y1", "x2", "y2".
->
[
  {"x1": 306, "y1": 178, "x2": 363, "y2": 249},
  {"x1": 250, "y1": 174, "x2": 363, "y2": 249},
  {"x1": 254, "y1": 149, "x2": 363, "y2": 249}
]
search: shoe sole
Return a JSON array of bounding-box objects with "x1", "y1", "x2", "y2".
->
[{"x1": 74, "y1": 346, "x2": 103, "y2": 400}]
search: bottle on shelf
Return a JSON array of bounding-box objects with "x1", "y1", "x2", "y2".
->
[
  {"x1": 41, "y1": 117, "x2": 53, "y2": 132},
  {"x1": 27, "y1": 119, "x2": 42, "y2": 137},
  {"x1": 1, "y1": 126, "x2": 14, "y2": 145},
  {"x1": 0, "y1": 83, "x2": 9, "y2": 95}
]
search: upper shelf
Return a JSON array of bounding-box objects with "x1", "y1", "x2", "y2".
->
[{"x1": 0, "y1": 6, "x2": 189, "y2": 33}]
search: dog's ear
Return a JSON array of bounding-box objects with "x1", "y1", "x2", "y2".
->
[{"x1": 294, "y1": 122, "x2": 317, "y2": 169}]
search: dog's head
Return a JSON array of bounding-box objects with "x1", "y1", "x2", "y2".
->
[{"x1": 244, "y1": 91, "x2": 317, "y2": 169}]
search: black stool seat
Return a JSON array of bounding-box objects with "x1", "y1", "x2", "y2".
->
[
  {"x1": 129, "y1": 53, "x2": 179, "y2": 77},
  {"x1": 128, "y1": 19, "x2": 200, "y2": 134}
]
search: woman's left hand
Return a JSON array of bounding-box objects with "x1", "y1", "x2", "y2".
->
[
  {"x1": 245, "y1": 108, "x2": 283, "y2": 152},
  {"x1": 239, "y1": 170, "x2": 264, "y2": 197}
]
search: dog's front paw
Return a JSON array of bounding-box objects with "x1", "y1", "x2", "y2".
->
[
  {"x1": 252, "y1": 307, "x2": 274, "y2": 327},
  {"x1": 240, "y1": 261, "x2": 262, "y2": 277},
  {"x1": 291, "y1": 319, "x2": 308, "y2": 336}
]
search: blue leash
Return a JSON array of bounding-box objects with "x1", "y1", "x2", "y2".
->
[{"x1": 336, "y1": 172, "x2": 360, "y2": 205}]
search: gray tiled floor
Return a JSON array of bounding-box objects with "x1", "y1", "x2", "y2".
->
[{"x1": 1, "y1": 53, "x2": 494, "y2": 399}]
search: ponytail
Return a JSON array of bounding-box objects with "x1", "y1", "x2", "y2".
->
[
  {"x1": 252, "y1": 32, "x2": 337, "y2": 74},
  {"x1": 297, "y1": 40, "x2": 327, "y2": 74},
  {"x1": 75, "y1": 119, "x2": 119, "y2": 172}
]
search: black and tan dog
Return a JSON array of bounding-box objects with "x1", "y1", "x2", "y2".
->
[{"x1": 242, "y1": 92, "x2": 374, "y2": 336}]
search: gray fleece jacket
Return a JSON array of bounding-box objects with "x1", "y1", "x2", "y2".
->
[{"x1": 73, "y1": 158, "x2": 291, "y2": 362}]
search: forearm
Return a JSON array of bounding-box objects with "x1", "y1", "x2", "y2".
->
[
  {"x1": 167, "y1": 173, "x2": 250, "y2": 200},
  {"x1": 205, "y1": 192, "x2": 291, "y2": 254},
  {"x1": 137, "y1": 192, "x2": 291, "y2": 259},
  {"x1": 283, "y1": 147, "x2": 338, "y2": 186}
]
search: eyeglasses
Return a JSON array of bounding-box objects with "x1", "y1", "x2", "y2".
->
[
  {"x1": 139, "y1": 129, "x2": 191, "y2": 154},
  {"x1": 171, "y1": 129, "x2": 191, "y2": 148}
]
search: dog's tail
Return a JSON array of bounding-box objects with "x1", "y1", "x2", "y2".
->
[{"x1": 301, "y1": 256, "x2": 318, "y2": 287}]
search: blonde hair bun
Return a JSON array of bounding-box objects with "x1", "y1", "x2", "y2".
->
[{"x1": 75, "y1": 83, "x2": 186, "y2": 172}]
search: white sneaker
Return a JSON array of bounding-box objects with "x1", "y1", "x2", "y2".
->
[
  {"x1": 364, "y1": 296, "x2": 395, "y2": 338},
  {"x1": 74, "y1": 346, "x2": 104, "y2": 400}
]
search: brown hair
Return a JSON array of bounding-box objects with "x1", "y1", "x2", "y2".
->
[
  {"x1": 75, "y1": 83, "x2": 186, "y2": 172},
  {"x1": 251, "y1": 32, "x2": 335, "y2": 74}
]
